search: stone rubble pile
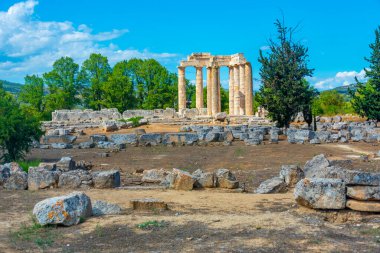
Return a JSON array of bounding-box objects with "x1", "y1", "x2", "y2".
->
[
  {"x1": 37, "y1": 119, "x2": 379, "y2": 150},
  {"x1": 256, "y1": 153, "x2": 380, "y2": 212},
  {"x1": 141, "y1": 168, "x2": 240, "y2": 191},
  {"x1": 0, "y1": 157, "x2": 120, "y2": 191}
]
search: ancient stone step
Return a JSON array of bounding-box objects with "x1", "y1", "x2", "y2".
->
[
  {"x1": 346, "y1": 199, "x2": 380, "y2": 212},
  {"x1": 130, "y1": 198, "x2": 168, "y2": 211},
  {"x1": 347, "y1": 186, "x2": 380, "y2": 201}
]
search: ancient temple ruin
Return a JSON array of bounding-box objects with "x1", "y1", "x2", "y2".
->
[{"x1": 178, "y1": 53, "x2": 253, "y2": 116}]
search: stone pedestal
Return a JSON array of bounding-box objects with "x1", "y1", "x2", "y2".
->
[{"x1": 195, "y1": 67, "x2": 204, "y2": 109}]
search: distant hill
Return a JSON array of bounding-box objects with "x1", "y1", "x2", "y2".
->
[
  {"x1": 331, "y1": 84, "x2": 356, "y2": 95},
  {"x1": 0, "y1": 79, "x2": 23, "y2": 94}
]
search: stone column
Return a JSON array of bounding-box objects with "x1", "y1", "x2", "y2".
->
[
  {"x1": 195, "y1": 66, "x2": 204, "y2": 110},
  {"x1": 217, "y1": 68, "x2": 221, "y2": 113},
  {"x1": 229, "y1": 67, "x2": 234, "y2": 115},
  {"x1": 239, "y1": 64, "x2": 245, "y2": 115},
  {"x1": 233, "y1": 65, "x2": 240, "y2": 115},
  {"x1": 211, "y1": 66, "x2": 219, "y2": 115},
  {"x1": 245, "y1": 62, "x2": 253, "y2": 116},
  {"x1": 178, "y1": 67, "x2": 186, "y2": 111},
  {"x1": 206, "y1": 67, "x2": 212, "y2": 116}
]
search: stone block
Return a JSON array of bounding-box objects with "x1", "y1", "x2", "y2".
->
[
  {"x1": 130, "y1": 198, "x2": 168, "y2": 211},
  {"x1": 92, "y1": 170, "x2": 120, "y2": 188},
  {"x1": 255, "y1": 177, "x2": 286, "y2": 194}
]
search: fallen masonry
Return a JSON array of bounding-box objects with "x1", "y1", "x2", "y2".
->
[{"x1": 39, "y1": 118, "x2": 380, "y2": 150}]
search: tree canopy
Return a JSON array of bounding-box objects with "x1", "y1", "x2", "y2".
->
[{"x1": 258, "y1": 19, "x2": 315, "y2": 128}]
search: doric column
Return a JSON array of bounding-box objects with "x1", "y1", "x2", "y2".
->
[
  {"x1": 195, "y1": 66, "x2": 204, "y2": 110},
  {"x1": 229, "y1": 67, "x2": 234, "y2": 115},
  {"x1": 233, "y1": 65, "x2": 240, "y2": 115},
  {"x1": 211, "y1": 66, "x2": 219, "y2": 115},
  {"x1": 206, "y1": 67, "x2": 212, "y2": 116},
  {"x1": 245, "y1": 62, "x2": 253, "y2": 116},
  {"x1": 178, "y1": 66, "x2": 186, "y2": 111},
  {"x1": 239, "y1": 64, "x2": 245, "y2": 115},
  {"x1": 217, "y1": 68, "x2": 221, "y2": 113}
]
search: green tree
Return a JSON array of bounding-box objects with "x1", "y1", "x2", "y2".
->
[
  {"x1": 80, "y1": 53, "x2": 112, "y2": 110},
  {"x1": 0, "y1": 83, "x2": 43, "y2": 162},
  {"x1": 350, "y1": 26, "x2": 380, "y2": 121},
  {"x1": 102, "y1": 61, "x2": 135, "y2": 111},
  {"x1": 18, "y1": 75, "x2": 48, "y2": 120},
  {"x1": 258, "y1": 20, "x2": 314, "y2": 128},
  {"x1": 43, "y1": 57, "x2": 81, "y2": 110}
]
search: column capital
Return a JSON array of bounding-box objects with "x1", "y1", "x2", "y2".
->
[{"x1": 178, "y1": 66, "x2": 186, "y2": 70}]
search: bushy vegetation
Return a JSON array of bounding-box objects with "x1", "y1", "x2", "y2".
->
[
  {"x1": 0, "y1": 83, "x2": 43, "y2": 162},
  {"x1": 17, "y1": 159, "x2": 41, "y2": 173},
  {"x1": 17, "y1": 55, "x2": 195, "y2": 121},
  {"x1": 312, "y1": 90, "x2": 354, "y2": 116},
  {"x1": 350, "y1": 26, "x2": 380, "y2": 121}
]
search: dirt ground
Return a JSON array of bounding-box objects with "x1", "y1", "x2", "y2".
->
[{"x1": 1, "y1": 125, "x2": 380, "y2": 252}]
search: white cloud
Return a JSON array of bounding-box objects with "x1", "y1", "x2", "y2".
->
[
  {"x1": 260, "y1": 45, "x2": 270, "y2": 51},
  {"x1": 0, "y1": 0, "x2": 177, "y2": 82},
  {"x1": 310, "y1": 69, "x2": 367, "y2": 90}
]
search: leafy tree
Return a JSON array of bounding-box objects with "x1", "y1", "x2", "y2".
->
[
  {"x1": 258, "y1": 20, "x2": 314, "y2": 128},
  {"x1": 102, "y1": 61, "x2": 135, "y2": 111},
  {"x1": 80, "y1": 53, "x2": 112, "y2": 110},
  {"x1": 43, "y1": 57, "x2": 81, "y2": 110},
  {"x1": 350, "y1": 26, "x2": 380, "y2": 121},
  {"x1": 18, "y1": 75, "x2": 48, "y2": 120},
  {"x1": 190, "y1": 86, "x2": 229, "y2": 112},
  {"x1": 0, "y1": 83, "x2": 43, "y2": 162}
]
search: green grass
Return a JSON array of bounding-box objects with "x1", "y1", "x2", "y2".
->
[
  {"x1": 10, "y1": 216, "x2": 56, "y2": 248},
  {"x1": 136, "y1": 220, "x2": 167, "y2": 230},
  {"x1": 17, "y1": 159, "x2": 41, "y2": 173},
  {"x1": 128, "y1": 116, "x2": 144, "y2": 127},
  {"x1": 234, "y1": 147, "x2": 246, "y2": 157}
]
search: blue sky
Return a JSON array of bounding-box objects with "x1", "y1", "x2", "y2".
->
[{"x1": 0, "y1": 0, "x2": 379, "y2": 90}]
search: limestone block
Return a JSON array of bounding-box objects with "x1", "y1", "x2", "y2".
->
[
  {"x1": 255, "y1": 177, "x2": 286, "y2": 194},
  {"x1": 346, "y1": 199, "x2": 380, "y2": 212}
]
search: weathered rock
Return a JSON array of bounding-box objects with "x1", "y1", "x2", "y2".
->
[
  {"x1": 97, "y1": 141, "x2": 125, "y2": 149},
  {"x1": 215, "y1": 168, "x2": 239, "y2": 189},
  {"x1": 90, "y1": 134, "x2": 107, "y2": 143},
  {"x1": 130, "y1": 198, "x2": 168, "y2": 211},
  {"x1": 205, "y1": 132, "x2": 221, "y2": 142},
  {"x1": 310, "y1": 138, "x2": 321, "y2": 144},
  {"x1": 102, "y1": 121, "x2": 118, "y2": 132},
  {"x1": 347, "y1": 186, "x2": 380, "y2": 201},
  {"x1": 294, "y1": 178, "x2": 346, "y2": 209},
  {"x1": 303, "y1": 154, "x2": 330, "y2": 178},
  {"x1": 58, "y1": 170, "x2": 93, "y2": 189},
  {"x1": 0, "y1": 162, "x2": 22, "y2": 186},
  {"x1": 214, "y1": 112, "x2": 227, "y2": 121},
  {"x1": 255, "y1": 177, "x2": 286, "y2": 194},
  {"x1": 92, "y1": 200, "x2": 123, "y2": 216},
  {"x1": 38, "y1": 163, "x2": 56, "y2": 171},
  {"x1": 56, "y1": 157, "x2": 76, "y2": 172},
  {"x1": 346, "y1": 199, "x2": 380, "y2": 212},
  {"x1": 43, "y1": 135, "x2": 77, "y2": 144},
  {"x1": 279, "y1": 165, "x2": 304, "y2": 187},
  {"x1": 109, "y1": 134, "x2": 138, "y2": 145},
  {"x1": 33, "y1": 192, "x2": 92, "y2": 226},
  {"x1": 142, "y1": 169, "x2": 168, "y2": 183},
  {"x1": 138, "y1": 118, "x2": 148, "y2": 125},
  {"x1": 78, "y1": 142, "x2": 95, "y2": 149},
  {"x1": 134, "y1": 129, "x2": 146, "y2": 135},
  {"x1": 28, "y1": 167, "x2": 60, "y2": 190},
  {"x1": 192, "y1": 169, "x2": 215, "y2": 188},
  {"x1": 92, "y1": 170, "x2": 120, "y2": 188},
  {"x1": 171, "y1": 168, "x2": 195, "y2": 190},
  {"x1": 269, "y1": 128, "x2": 279, "y2": 143},
  {"x1": 163, "y1": 133, "x2": 199, "y2": 146},
  {"x1": 4, "y1": 170, "x2": 28, "y2": 190},
  {"x1": 329, "y1": 159, "x2": 353, "y2": 169},
  {"x1": 138, "y1": 133, "x2": 162, "y2": 146},
  {"x1": 315, "y1": 131, "x2": 331, "y2": 143},
  {"x1": 51, "y1": 143, "x2": 72, "y2": 149}
]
